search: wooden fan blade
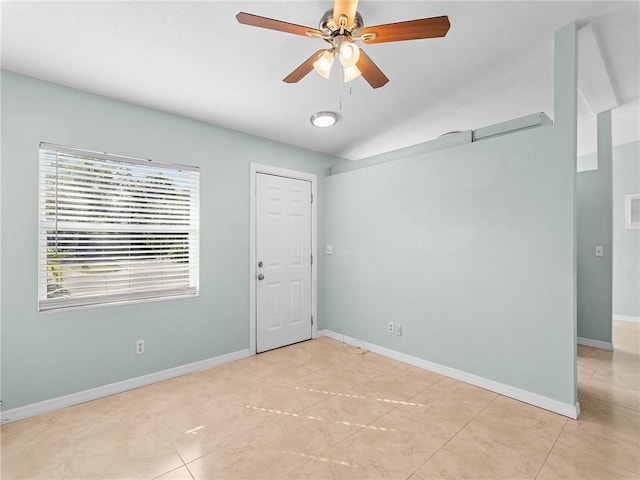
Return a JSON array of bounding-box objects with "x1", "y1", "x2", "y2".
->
[
  {"x1": 356, "y1": 49, "x2": 389, "y2": 89},
  {"x1": 236, "y1": 12, "x2": 322, "y2": 37},
  {"x1": 283, "y1": 50, "x2": 326, "y2": 83},
  {"x1": 333, "y1": 0, "x2": 359, "y2": 29},
  {"x1": 361, "y1": 16, "x2": 450, "y2": 44}
]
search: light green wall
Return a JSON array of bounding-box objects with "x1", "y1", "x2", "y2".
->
[
  {"x1": 323, "y1": 126, "x2": 576, "y2": 404},
  {"x1": 322, "y1": 23, "x2": 578, "y2": 405},
  {"x1": 577, "y1": 151, "x2": 598, "y2": 172},
  {"x1": 613, "y1": 140, "x2": 640, "y2": 318},
  {"x1": 0, "y1": 70, "x2": 345, "y2": 410},
  {"x1": 576, "y1": 139, "x2": 640, "y2": 322},
  {"x1": 576, "y1": 111, "x2": 612, "y2": 343},
  {"x1": 0, "y1": 23, "x2": 584, "y2": 411}
]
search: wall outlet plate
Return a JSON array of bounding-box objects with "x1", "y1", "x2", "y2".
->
[
  {"x1": 394, "y1": 323, "x2": 402, "y2": 336},
  {"x1": 387, "y1": 321, "x2": 394, "y2": 334},
  {"x1": 136, "y1": 340, "x2": 145, "y2": 355}
]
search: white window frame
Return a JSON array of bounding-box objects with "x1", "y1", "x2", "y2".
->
[
  {"x1": 38, "y1": 142, "x2": 200, "y2": 312},
  {"x1": 625, "y1": 193, "x2": 640, "y2": 230}
]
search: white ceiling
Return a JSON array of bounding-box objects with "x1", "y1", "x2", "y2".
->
[{"x1": 1, "y1": 1, "x2": 638, "y2": 160}]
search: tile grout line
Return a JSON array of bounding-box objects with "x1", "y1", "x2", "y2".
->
[
  {"x1": 282, "y1": 418, "x2": 369, "y2": 477},
  {"x1": 404, "y1": 392, "x2": 500, "y2": 479},
  {"x1": 579, "y1": 375, "x2": 592, "y2": 401},
  {"x1": 580, "y1": 349, "x2": 601, "y2": 399},
  {"x1": 67, "y1": 409, "x2": 85, "y2": 478},
  {"x1": 571, "y1": 336, "x2": 640, "y2": 477},
  {"x1": 581, "y1": 394, "x2": 640, "y2": 413},
  {"x1": 165, "y1": 433, "x2": 196, "y2": 480},
  {"x1": 580, "y1": 346, "x2": 640, "y2": 412},
  {"x1": 556, "y1": 430, "x2": 640, "y2": 477},
  {"x1": 234, "y1": 344, "x2": 400, "y2": 478},
  {"x1": 282, "y1": 456, "x2": 317, "y2": 477},
  {"x1": 553, "y1": 404, "x2": 640, "y2": 477},
  {"x1": 586, "y1": 375, "x2": 640, "y2": 398},
  {"x1": 533, "y1": 417, "x2": 568, "y2": 479},
  {"x1": 286, "y1": 367, "x2": 426, "y2": 477},
  {"x1": 559, "y1": 440, "x2": 640, "y2": 477},
  {"x1": 184, "y1": 463, "x2": 197, "y2": 480},
  {"x1": 577, "y1": 346, "x2": 603, "y2": 401},
  {"x1": 182, "y1": 352, "x2": 444, "y2": 479}
]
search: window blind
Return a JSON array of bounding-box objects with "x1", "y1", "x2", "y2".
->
[{"x1": 38, "y1": 143, "x2": 200, "y2": 312}]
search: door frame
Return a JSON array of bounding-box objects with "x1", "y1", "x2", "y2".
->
[{"x1": 249, "y1": 163, "x2": 318, "y2": 355}]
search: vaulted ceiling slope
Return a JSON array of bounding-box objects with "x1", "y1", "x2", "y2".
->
[{"x1": 1, "y1": 1, "x2": 638, "y2": 160}]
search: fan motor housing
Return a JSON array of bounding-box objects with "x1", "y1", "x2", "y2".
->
[{"x1": 319, "y1": 9, "x2": 364, "y2": 40}]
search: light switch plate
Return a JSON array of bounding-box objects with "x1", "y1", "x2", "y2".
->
[
  {"x1": 595, "y1": 246, "x2": 604, "y2": 257},
  {"x1": 326, "y1": 245, "x2": 333, "y2": 255}
]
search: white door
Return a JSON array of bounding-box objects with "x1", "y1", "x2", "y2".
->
[{"x1": 256, "y1": 173, "x2": 312, "y2": 353}]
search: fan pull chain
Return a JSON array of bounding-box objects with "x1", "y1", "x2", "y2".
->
[
  {"x1": 337, "y1": 66, "x2": 354, "y2": 112},
  {"x1": 339, "y1": 65, "x2": 344, "y2": 111}
]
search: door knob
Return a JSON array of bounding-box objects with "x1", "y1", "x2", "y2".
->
[{"x1": 258, "y1": 274, "x2": 264, "y2": 281}]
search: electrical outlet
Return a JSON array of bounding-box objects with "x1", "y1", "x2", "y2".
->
[
  {"x1": 394, "y1": 323, "x2": 402, "y2": 336},
  {"x1": 387, "y1": 321, "x2": 394, "y2": 334},
  {"x1": 136, "y1": 340, "x2": 145, "y2": 355}
]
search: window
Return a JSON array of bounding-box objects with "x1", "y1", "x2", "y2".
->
[
  {"x1": 625, "y1": 193, "x2": 640, "y2": 230},
  {"x1": 38, "y1": 143, "x2": 200, "y2": 312}
]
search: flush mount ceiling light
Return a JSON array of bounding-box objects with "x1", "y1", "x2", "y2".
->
[{"x1": 310, "y1": 111, "x2": 338, "y2": 128}]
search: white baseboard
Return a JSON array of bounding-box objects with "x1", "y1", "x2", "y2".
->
[
  {"x1": 0, "y1": 349, "x2": 250, "y2": 425},
  {"x1": 613, "y1": 314, "x2": 640, "y2": 323},
  {"x1": 577, "y1": 337, "x2": 614, "y2": 351},
  {"x1": 319, "y1": 329, "x2": 580, "y2": 419}
]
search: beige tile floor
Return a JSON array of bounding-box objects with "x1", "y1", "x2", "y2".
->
[{"x1": 1, "y1": 320, "x2": 638, "y2": 479}]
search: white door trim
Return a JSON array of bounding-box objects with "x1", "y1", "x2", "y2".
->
[{"x1": 249, "y1": 163, "x2": 318, "y2": 355}]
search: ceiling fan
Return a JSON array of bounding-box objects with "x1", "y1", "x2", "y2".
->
[{"x1": 236, "y1": 0, "x2": 450, "y2": 89}]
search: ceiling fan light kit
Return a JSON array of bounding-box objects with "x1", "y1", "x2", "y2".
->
[
  {"x1": 339, "y1": 41, "x2": 360, "y2": 68},
  {"x1": 343, "y1": 65, "x2": 362, "y2": 82},
  {"x1": 312, "y1": 49, "x2": 335, "y2": 79},
  {"x1": 236, "y1": 0, "x2": 450, "y2": 89}
]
